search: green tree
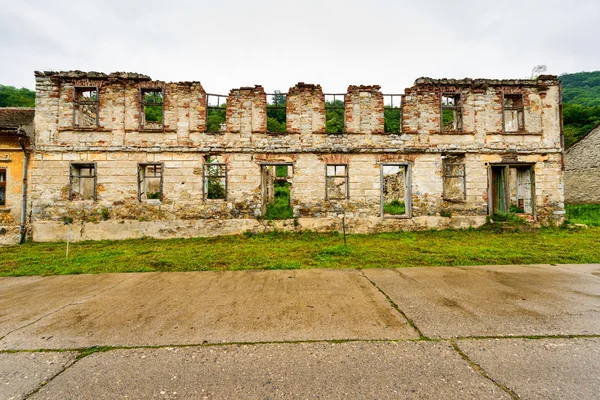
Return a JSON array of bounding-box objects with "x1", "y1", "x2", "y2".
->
[
  {"x1": 207, "y1": 103, "x2": 227, "y2": 132},
  {"x1": 267, "y1": 90, "x2": 286, "y2": 133},
  {"x1": 325, "y1": 99, "x2": 344, "y2": 133},
  {"x1": 559, "y1": 71, "x2": 600, "y2": 147},
  {"x1": 0, "y1": 85, "x2": 35, "y2": 107}
]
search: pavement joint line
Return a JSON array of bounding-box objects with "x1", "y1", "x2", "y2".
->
[
  {"x1": 358, "y1": 269, "x2": 428, "y2": 340},
  {"x1": 0, "y1": 338, "x2": 421, "y2": 356},
  {"x1": 450, "y1": 339, "x2": 521, "y2": 400},
  {"x1": 5, "y1": 330, "x2": 595, "y2": 352},
  {"x1": 2, "y1": 335, "x2": 599, "y2": 355},
  {"x1": 0, "y1": 276, "x2": 133, "y2": 343},
  {"x1": 22, "y1": 353, "x2": 80, "y2": 399},
  {"x1": 453, "y1": 334, "x2": 600, "y2": 341}
]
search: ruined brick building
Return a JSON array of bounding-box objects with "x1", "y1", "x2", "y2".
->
[{"x1": 24, "y1": 71, "x2": 564, "y2": 242}]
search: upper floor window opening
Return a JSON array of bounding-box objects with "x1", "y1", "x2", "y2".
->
[
  {"x1": 73, "y1": 87, "x2": 99, "y2": 128},
  {"x1": 325, "y1": 94, "x2": 345, "y2": 133},
  {"x1": 441, "y1": 93, "x2": 463, "y2": 132},
  {"x1": 140, "y1": 88, "x2": 164, "y2": 130},
  {"x1": 384, "y1": 94, "x2": 403, "y2": 133},
  {"x1": 503, "y1": 94, "x2": 525, "y2": 132},
  {"x1": 266, "y1": 91, "x2": 287, "y2": 133},
  {"x1": 206, "y1": 94, "x2": 227, "y2": 133}
]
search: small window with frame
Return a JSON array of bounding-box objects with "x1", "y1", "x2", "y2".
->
[
  {"x1": 203, "y1": 156, "x2": 227, "y2": 200},
  {"x1": 0, "y1": 169, "x2": 6, "y2": 206},
  {"x1": 503, "y1": 94, "x2": 524, "y2": 132},
  {"x1": 441, "y1": 93, "x2": 463, "y2": 132},
  {"x1": 70, "y1": 163, "x2": 97, "y2": 201},
  {"x1": 138, "y1": 163, "x2": 163, "y2": 201},
  {"x1": 326, "y1": 164, "x2": 348, "y2": 200},
  {"x1": 442, "y1": 156, "x2": 466, "y2": 202},
  {"x1": 140, "y1": 89, "x2": 164, "y2": 130},
  {"x1": 73, "y1": 87, "x2": 99, "y2": 128}
]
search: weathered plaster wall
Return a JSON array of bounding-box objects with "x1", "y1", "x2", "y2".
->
[
  {"x1": 29, "y1": 71, "x2": 564, "y2": 242},
  {"x1": 565, "y1": 125, "x2": 600, "y2": 203},
  {"x1": 0, "y1": 147, "x2": 25, "y2": 245},
  {"x1": 0, "y1": 108, "x2": 34, "y2": 245}
]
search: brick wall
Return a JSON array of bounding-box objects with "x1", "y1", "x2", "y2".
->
[{"x1": 28, "y1": 71, "x2": 565, "y2": 242}]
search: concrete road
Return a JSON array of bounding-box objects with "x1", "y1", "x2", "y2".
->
[{"x1": 0, "y1": 264, "x2": 599, "y2": 399}]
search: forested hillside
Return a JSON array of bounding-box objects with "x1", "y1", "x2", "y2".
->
[
  {"x1": 1, "y1": 72, "x2": 599, "y2": 147},
  {"x1": 0, "y1": 85, "x2": 35, "y2": 107},
  {"x1": 560, "y1": 71, "x2": 600, "y2": 147}
]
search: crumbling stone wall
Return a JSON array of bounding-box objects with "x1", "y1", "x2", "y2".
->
[
  {"x1": 565, "y1": 124, "x2": 600, "y2": 203},
  {"x1": 28, "y1": 71, "x2": 564, "y2": 242}
]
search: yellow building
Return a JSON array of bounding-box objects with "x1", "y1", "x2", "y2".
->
[{"x1": 0, "y1": 108, "x2": 33, "y2": 245}]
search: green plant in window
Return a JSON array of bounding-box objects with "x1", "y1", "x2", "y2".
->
[
  {"x1": 265, "y1": 181, "x2": 293, "y2": 220},
  {"x1": 384, "y1": 199, "x2": 406, "y2": 215}
]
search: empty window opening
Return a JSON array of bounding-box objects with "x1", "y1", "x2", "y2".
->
[
  {"x1": 490, "y1": 165, "x2": 534, "y2": 216},
  {"x1": 503, "y1": 94, "x2": 524, "y2": 132},
  {"x1": 384, "y1": 94, "x2": 403, "y2": 133},
  {"x1": 73, "y1": 87, "x2": 98, "y2": 128},
  {"x1": 326, "y1": 164, "x2": 348, "y2": 200},
  {"x1": 206, "y1": 94, "x2": 227, "y2": 133},
  {"x1": 267, "y1": 91, "x2": 287, "y2": 133},
  {"x1": 203, "y1": 156, "x2": 227, "y2": 200},
  {"x1": 441, "y1": 93, "x2": 463, "y2": 132},
  {"x1": 140, "y1": 89, "x2": 164, "y2": 130},
  {"x1": 442, "y1": 156, "x2": 466, "y2": 202},
  {"x1": 261, "y1": 164, "x2": 293, "y2": 219},
  {"x1": 138, "y1": 163, "x2": 163, "y2": 201},
  {"x1": 0, "y1": 169, "x2": 6, "y2": 206},
  {"x1": 69, "y1": 163, "x2": 96, "y2": 201},
  {"x1": 325, "y1": 94, "x2": 345, "y2": 133},
  {"x1": 381, "y1": 165, "x2": 409, "y2": 217}
]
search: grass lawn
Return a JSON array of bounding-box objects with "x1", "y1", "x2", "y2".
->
[
  {"x1": 565, "y1": 204, "x2": 600, "y2": 227},
  {"x1": 0, "y1": 227, "x2": 599, "y2": 276}
]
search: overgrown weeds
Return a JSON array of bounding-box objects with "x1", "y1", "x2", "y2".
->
[
  {"x1": 565, "y1": 204, "x2": 600, "y2": 226},
  {"x1": 1, "y1": 226, "x2": 598, "y2": 276}
]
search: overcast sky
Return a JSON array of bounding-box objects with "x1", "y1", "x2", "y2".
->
[{"x1": 1, "y1": 0, "x2": 598, "y2": 94}]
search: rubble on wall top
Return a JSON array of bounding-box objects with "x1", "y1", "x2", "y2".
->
[
  {"x1": 347, "y1": 85, "x2": 382, "y2": 92},
  {"x1": 229, "y1": 85, "x2": 266, "y2": 95},
  {"x1": 414, "y1": 75, "x2": 559, "y2": 87},
  {"x1": 288, "y1": 82, "x2": 323, "y2": 94},
  {"x1": 35, "y1": 70, "x2": 152, "y2": 80}
]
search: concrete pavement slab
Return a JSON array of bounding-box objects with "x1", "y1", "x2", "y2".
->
[
  {"x1": 458, "y1": 338, "x2": 600, "y2": 400},
  {"x1": 556, "y1": 263, "x2": 600, "y2": 278},
  {"x1": 0, "y1": 351, "x2": 77, "y2": 400},
  {"x1": 362, "y1": 264, "x2": 600, "y2": 338},
  {"x1": 0, "y1": 274, "x2": 131, "y2": 339},
  {"x1": 31, "y1": 341, "x2": 510, "y2": 399},
  {"x1": 0, "y1": 270, "x2": 417, "y2": 350}
]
